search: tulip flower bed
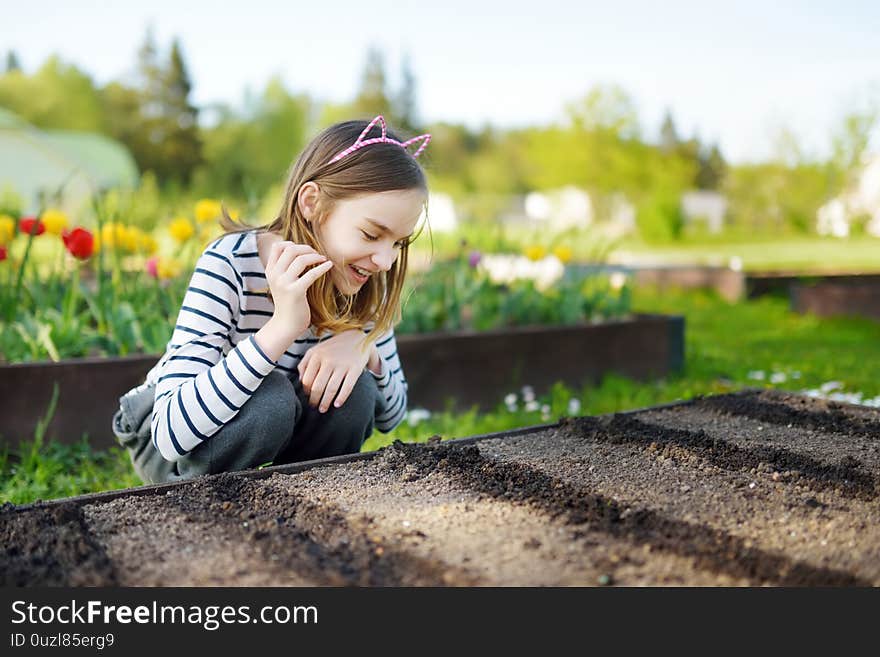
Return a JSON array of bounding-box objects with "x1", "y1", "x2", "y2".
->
[
  {"x1": 2, "y1": 388, "x2": 877, "y2": 586},
  {"x1": 2, "y1": 218, "x2": 666, "y2": 450}
]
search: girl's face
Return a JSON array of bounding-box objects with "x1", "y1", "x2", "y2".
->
[{"x1": 314, "y1": 188, "x2": 425, "y2": 295}]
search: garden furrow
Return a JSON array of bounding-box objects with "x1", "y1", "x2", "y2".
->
[
  {"x1": 570, "y1": 414, "x2": 878, "y2": 500},
  {"x1": 478, "y1": 426, "x2": 880, "y2": 585},
  {"x1": 264, "y1": 448, "x2": 736, "y2": 586},
  {"x1": 389, "y1": 440, "x2": 868, "y2": 586},
  {"x1": 85, "y1": 473, "x2": 475, "y2": 586},
  {"x1": 1, "y1": 502, "x2": 119, "y2": 586},
  {"x1": 698, "y1": 389, "x2": 880, "y2": 441}
]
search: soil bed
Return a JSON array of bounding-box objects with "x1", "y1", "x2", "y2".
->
[{"x1": 2, "y1": 389, "x2": 878, "y2": 586}]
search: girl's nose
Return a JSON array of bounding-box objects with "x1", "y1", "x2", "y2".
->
[{"x1": 371, "y1": 245, "x2": 397, "y2": 272}]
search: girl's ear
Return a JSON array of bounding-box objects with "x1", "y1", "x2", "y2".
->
[{"x1": 298, "y1": 182, "x2": 320, "y2": 220}]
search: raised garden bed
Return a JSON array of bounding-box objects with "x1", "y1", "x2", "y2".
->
[
  {"x1": 569, "y1": 264, "x2": 744, "y2": 302},
  {"x1": 0, "y1": 313, "x2": 683, "y2": 449},
  {"x1": 2, "y1": 388, "x2": 877, "y2": 586},
  {"x1": 790, "y1": 280, "x2": 880, "y2": 321},
  {"x1": 745, "y1": 272, "x2": 880, "y2": 301}
]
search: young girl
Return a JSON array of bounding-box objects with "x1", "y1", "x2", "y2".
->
[{"x1": 112, "y1": 116, "x2": 430, "y2": 484}]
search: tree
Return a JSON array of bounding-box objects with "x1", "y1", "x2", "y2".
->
[
  {"x1": 659, "y1": 110, "x2": 679, "y2": 154},
  {"x1": 352, "y1": 47, "x2": 393, "y2": 120},
  {"x1": 5, "y1": 51, "x2": 20, "y2": 73},
  {"x1": 395, "y1": 53, "x2": 419, "y2": 133},
  {"x1": 565, "y1": 84, "x2": 641, "y2": 140},
  {"x1": 829, "y1": 99, "x2": 879, "y2": 194},
  {"x1": 106, "y1": 29, "x2": 203, "y2": 186},
  {"x1": 162, "y1": 38, "x2": 202, "y2": 183},
  {"x1": 695, "y1": 143, "x2": 727, "y2": 190},
  {"x1": 0, "y1": 55, "x2": 104, "y2": 131}
]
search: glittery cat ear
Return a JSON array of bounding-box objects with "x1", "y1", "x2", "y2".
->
[
  {"x1": 401, "y1": 133, "x2": 432, "y2": 158},
  {"x1": 356, "y1": 115, "x2": 387, "y2": 144}
]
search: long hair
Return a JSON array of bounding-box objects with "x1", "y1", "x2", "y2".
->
[{"x1": 220, "y1": 119, "x2": 429, "y2": 344}]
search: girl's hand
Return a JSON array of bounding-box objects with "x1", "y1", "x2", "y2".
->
[
  {"x1": 264, "y1": 241, "x2": 333, "y2": 340},
  {"x1": 298, "y1": 330, "x2": 374, "y2": 413}
]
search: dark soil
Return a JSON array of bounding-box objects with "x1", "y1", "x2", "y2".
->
[{"x1": 2, "y1": 389, "x2": 878, "y2": 586}]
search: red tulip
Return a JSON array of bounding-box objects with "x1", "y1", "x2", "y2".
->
[
  {"x1": 19, "y1": 216, "x2": 45, "y2": 236},
  {"x1": 62, "y1": 227, "x2": 95, "y2": 260},
  {"x1": 145, "y1": 256, "x2": 159, "y2": 278},
  {"x1": 0, "y1": 245, "x2": 6, "y2": 261}
]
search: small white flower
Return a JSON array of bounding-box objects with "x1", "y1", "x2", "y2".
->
[
  {"x1": 567, "y1": 398, "x2": 581, "y2": 415},
  {"x1": 521, "y1": 386, "x2": 535, "y2": 403},
  {"x1": 504, "y1": 393, "x2": 517, "y2": 407},
  {"x1": 770, "y1": 372, "x2": 787, "y2": 384},
  {"x1": 406, "y1": 408, "x2": 432, "y2": 427},
  {"x1": 819, "y1": 381, "x2": 844, "y2": 393},
  {"x1": 791, "y1": 371, "x2": 802, "y2": 379},
  {"x1": 747, "y1": 371, "x2": 765, "y2": 381},
  {"x1": 525, "y1": 400, "x2": 540, "y2": 412},
  {"x1": 609, "y1": 271, "x2": 628, "y2": 290}
]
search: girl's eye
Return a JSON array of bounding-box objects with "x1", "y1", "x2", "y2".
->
[{"x1": 362, "y1": 229, "x2": 409, "y2": 248}]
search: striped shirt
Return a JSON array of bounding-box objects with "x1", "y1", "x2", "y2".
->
[{"x1": 137, "y1": 230, "x2": 408, "y2": 462}]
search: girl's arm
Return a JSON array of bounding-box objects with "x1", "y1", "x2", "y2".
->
[
  {"x1": 151, "y1": 246, "x2": 278, "y2": 462},
  {"x1": 370, "y1": 329, "x2": 408, "y2": 433}
]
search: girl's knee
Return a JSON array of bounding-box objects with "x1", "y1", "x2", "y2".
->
[{"x1": 176, "y1": 372, "x2": 301, "y2": 478}]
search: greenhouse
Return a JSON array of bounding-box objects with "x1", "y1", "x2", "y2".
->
[{"x1": 0, "y1": 107, "x2": 138, "y2": 213}]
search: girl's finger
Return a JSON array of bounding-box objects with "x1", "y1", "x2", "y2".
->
[
  {"x1": 297, "y1": 349, "x2": 311, "y2": 379},
  {"x1": 309, "y1": 365, "x2": 333, "y2": 408},
  {"x1": 276, "y1": 254, "x2": 328, "y2": 288},
  {"x1": 333, "y1": 368, "x2": 362, "y2": 409},
  {"x1": 319, "y1": 369, "x2": 346, "y2": 413},
  {"x1": 299, "y1": 349, "x2": 320, "y2": 394},
  {"x1": 273, "y1": 243, "x2": 317, "y2": 277},
  {"x1": 295, "y1": 260, "x2": 334, "y2": 290}
]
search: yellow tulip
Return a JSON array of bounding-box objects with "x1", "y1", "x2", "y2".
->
[
  {"x1": 122, "y1": 225, "x2": 139, "y2": 253},
  {"x1": 169, "y1": 217, "x2": 195, "y2": 243},
  {"x1": 138, "y1": 233, "x2": 158, "y2": 255},
  {"x1": 195, "y1": 199, "x2": 222, "y2": 223},
  {"x1": 552, "y1": 245, "x2": 573, "y2": 264},
  {"x1": 0, "y1": 214, "x2": 14, "y2": 245},
  {"x1": 157, "y1": 258, "x2": 182, "y2": 280},
  {"x1": 101, "y1": 222, "x2": 126, "y2": 250},
  {"x1": 524, "y1": 245, "x2": 547, "y2": 262},
  {"x1": 41, "y1": 208, "x2": 69, "y2": 235}
]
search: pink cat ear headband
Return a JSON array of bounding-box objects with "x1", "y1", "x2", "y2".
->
[{"x1": 328, "y1": 115, "x2": 431, "y2": 164}]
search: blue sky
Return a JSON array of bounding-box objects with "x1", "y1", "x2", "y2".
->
[{"x1": 4, "y1": 0, "x2": 879, "y2": 163}]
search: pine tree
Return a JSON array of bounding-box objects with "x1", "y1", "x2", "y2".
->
[
  {"x1": 115, "y1": 29, "x2": 203, "y2": 185},
  {"x1": 163, "y1": 37, "x2": 202, "y2": 183},
  {"x1": 5, "y1": 50, "x2": 21, "y2": 73},
  {"x1": 659, "y1": 110, "x2": 679, "y2": 154},
  {"x1": 696, "y1": 143, "x2": 727, "y2": 190},
  {"x1": 396, "y1": 53, "x2": 418, "y2": 133},
  {"x1": 353, "y1": 47, "x2": 392, "y2": 120}
]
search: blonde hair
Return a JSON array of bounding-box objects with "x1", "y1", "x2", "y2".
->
[{"x1": 220, "y1": 119, "x2": 429, "y2": 344}]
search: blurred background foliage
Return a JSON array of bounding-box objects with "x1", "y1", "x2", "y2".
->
[{"x1": 2, "y1": 31, "x2": 877, "y2": 245}]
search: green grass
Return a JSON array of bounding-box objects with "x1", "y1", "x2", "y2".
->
[
  {"x1": 610, "y1": 234, "x2": 880, "y2": 272},
  {"x1": 4, "y1": 286, "x2": 879, "y2": 505}
]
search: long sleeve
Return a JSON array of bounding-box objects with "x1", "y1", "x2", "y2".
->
[
  {"x1": 369, "y1": 329, "x2": 408, "y2": 432},
  {"x1": 150, "y1": 247, "x2": 277, "y2": 462}
]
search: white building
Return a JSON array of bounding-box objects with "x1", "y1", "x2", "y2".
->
[
  {"x1": 816, "y1": 154, "x2": 880, "y2": 238},
  {"x1": 681, "y1": 190, "x2": 727, "y2": 233}
]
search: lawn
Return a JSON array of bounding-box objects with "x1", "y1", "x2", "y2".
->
[
  {"x1": 610, "y1": 234, "x2": 880, "y2": 272},
  {"x1": 3, "y1": 285, "x2": 879, "y2": 504}
]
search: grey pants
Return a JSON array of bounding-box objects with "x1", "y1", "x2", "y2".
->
[{"x1": 112, "y1": 370, "x2": 381, "y2": 484}]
